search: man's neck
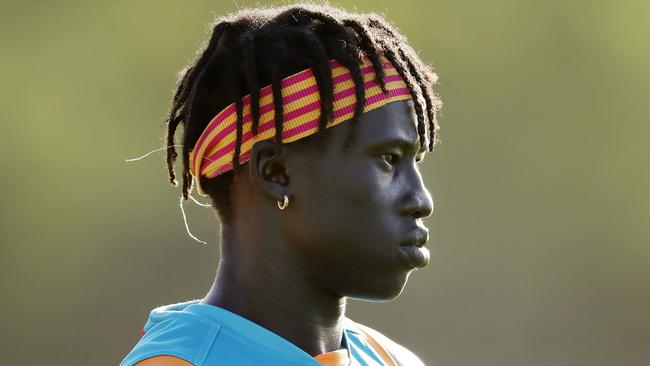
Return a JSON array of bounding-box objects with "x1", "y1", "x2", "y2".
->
[{"x1": 200, "y1": 242, "x2": 348, "y2": 357}]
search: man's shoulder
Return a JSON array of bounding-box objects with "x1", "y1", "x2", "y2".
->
[
  {"x1": 347, "y1": 319, "x2": 426, "y2": 366},
  {"x1": 120, "y1": 307, "x2": 222, "y2": 366}
]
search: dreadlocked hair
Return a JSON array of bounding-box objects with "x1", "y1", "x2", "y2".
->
[{"x1": 164, "y1": 3, "x2": 442, "y2": 225}]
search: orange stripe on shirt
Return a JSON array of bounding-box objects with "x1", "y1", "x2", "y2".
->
[
  {"x1": 134, "y1": 355, "x2": 193, "y2": 366},
  {"x1": 314, "y1": 349, "x2": 351, "y2": 366}
]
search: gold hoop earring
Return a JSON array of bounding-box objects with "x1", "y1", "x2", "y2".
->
[{"x1": 277, "y1": 195, "x2": 289, "y2": 210}]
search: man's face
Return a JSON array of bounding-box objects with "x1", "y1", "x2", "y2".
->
[{"x1": 284, "y1": 100, "x2": 434, "y2": 300}]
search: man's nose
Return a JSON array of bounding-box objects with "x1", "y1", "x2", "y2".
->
[{"x1": 400, "y1": 166, "x2": 434, "y2": 219}]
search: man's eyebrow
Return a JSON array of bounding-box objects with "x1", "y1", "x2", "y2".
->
[{"x1": 369, "y1": 137, "x2": 427, "y2": 155}]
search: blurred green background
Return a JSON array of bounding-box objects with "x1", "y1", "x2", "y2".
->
[{"x1": 1, "y1": 0, "x2": 649, "y2": 365}]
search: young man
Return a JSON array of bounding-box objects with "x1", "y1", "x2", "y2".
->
[{"x1": 121, "y1": 4, "x2": 441, "y2": 366}]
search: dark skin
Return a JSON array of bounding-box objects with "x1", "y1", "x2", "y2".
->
[{"x1": 200, "y1": 100, "x2": 433, "y2": 363}]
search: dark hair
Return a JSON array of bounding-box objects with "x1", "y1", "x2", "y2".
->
[{"x1": 164, "y1": 3, "x2": 441, "y2": 225}]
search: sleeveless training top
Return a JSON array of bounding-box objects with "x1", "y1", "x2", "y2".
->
[{"x1": 119, "y1": 300, "x2": 407, "y2": 366}]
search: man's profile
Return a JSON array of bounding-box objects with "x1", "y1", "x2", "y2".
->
[{"x1": 121, "y1": 4, "x2": 441, "y2": 366}]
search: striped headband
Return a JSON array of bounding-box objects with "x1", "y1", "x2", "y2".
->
[{"x1": 189, "y1": 55, "x2": 412, "y2": 193}]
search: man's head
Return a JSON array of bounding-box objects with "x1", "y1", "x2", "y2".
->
[
  {"x1": 164, "y1": 4, "x2": 440, "y2": 223},
  {"x1": 163, "y1": 4, "x2": 441, "y2": 300}
]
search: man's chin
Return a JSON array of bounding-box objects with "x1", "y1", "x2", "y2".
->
[{"x1": 346, "y1": 270, "x2": 413, "y2": 302}]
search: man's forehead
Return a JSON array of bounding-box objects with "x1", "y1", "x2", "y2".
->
[{"x1": 357, "y1": 101, "x2": 423, "y2": 153}]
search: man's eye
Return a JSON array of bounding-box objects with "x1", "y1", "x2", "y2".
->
[{"x1": 381, "y1": 153, "x2": 399, "y2": 165}]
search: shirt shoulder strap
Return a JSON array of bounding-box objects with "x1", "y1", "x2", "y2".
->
[
  {"x1": 346, "y1": 320, "x2": 398, "y2": 366},
  {"x1": 346, "y1": 319, "x2": 425, "y2": 366}
]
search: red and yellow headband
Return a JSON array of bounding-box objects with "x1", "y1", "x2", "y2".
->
[{"x1": 189, "y1": 55, "x2": 412, "y2": 193}]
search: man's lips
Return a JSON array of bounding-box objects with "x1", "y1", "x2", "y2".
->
[
  {"x1": 400, "y1": 227, "x2": 429, "y2": 247},
  {"x1": 398, "y1": 227, "x2": 430, "y2": 268}
]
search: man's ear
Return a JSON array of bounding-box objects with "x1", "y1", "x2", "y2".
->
[{"x1": 248, "y1": 140, "x2": 290, "y2": 202}]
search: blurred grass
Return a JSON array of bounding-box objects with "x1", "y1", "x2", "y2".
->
[{"x1": 1, "y1": 1, "x2": 649, "y2": 365}]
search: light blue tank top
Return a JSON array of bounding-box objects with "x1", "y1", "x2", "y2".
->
[{"x1": 120, "y1": 300, "x2": 400, "y2": 366}]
